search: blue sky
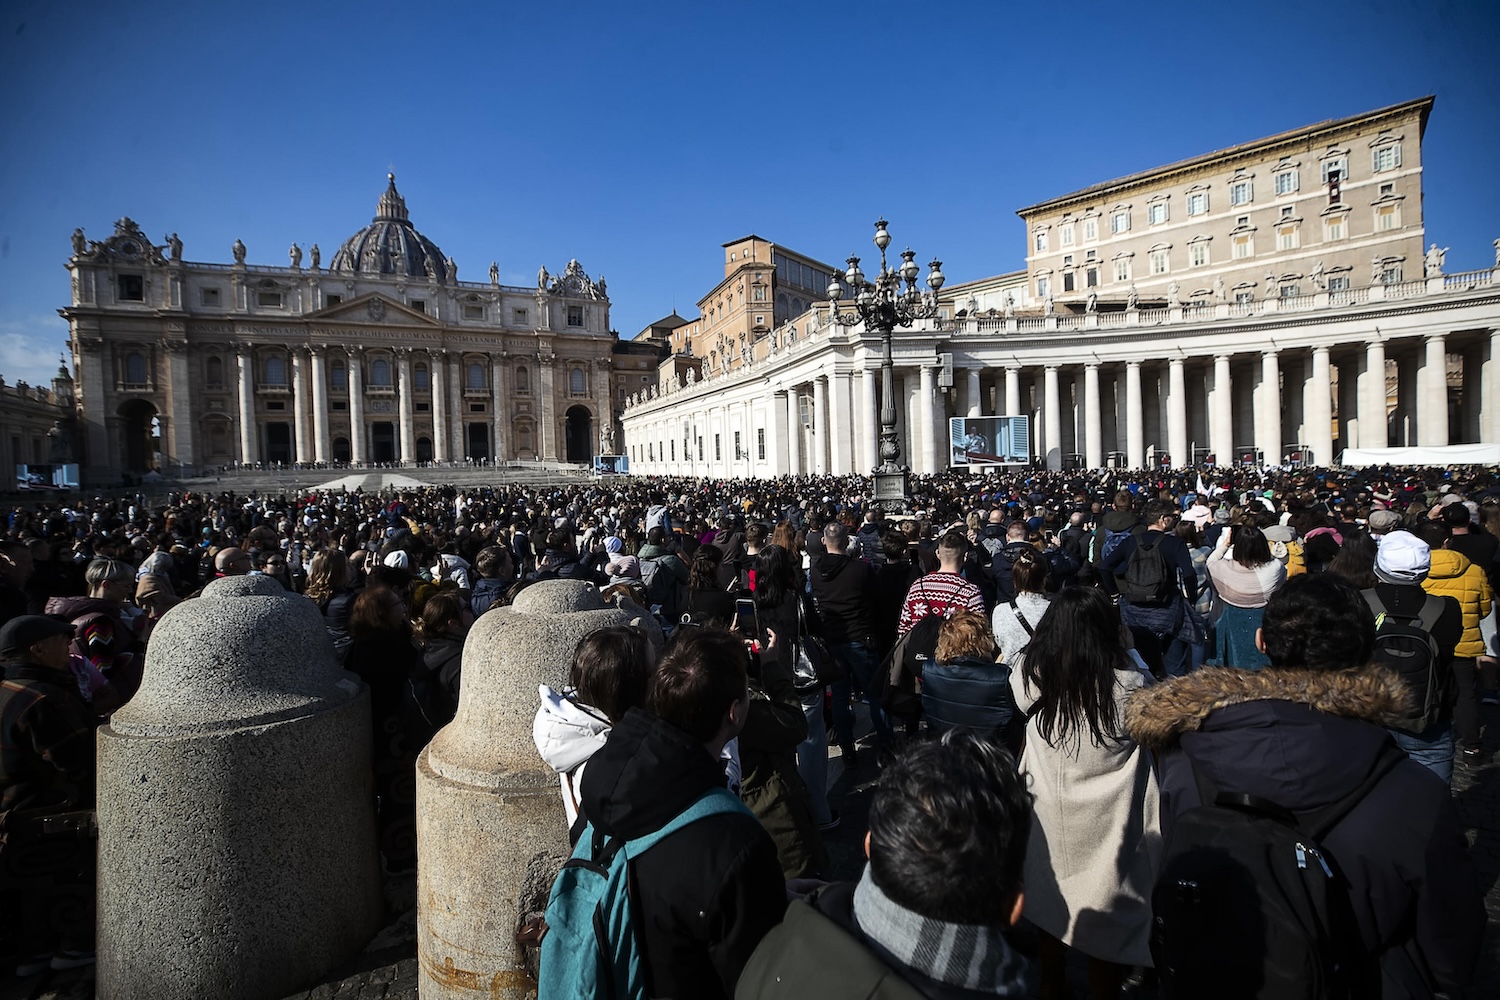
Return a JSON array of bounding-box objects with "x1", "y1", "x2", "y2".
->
[{"x1": 1, "y1": 0, "x2": 1497, "y2": 387}]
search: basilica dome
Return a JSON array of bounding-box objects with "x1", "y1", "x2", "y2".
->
[{"x1": 328, "y1": 174, "x2": 449, "y2": 281}]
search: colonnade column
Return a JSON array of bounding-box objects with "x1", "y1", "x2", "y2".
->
[
  {"x1": 1167, "y1": 358, "x2": 1188, "y2": 467},
  {"x1": 831, "y1": 371, "x2": 852, "y2": 475},
  {"x1": 431, "y1": 352, "x2": 449, "y2": 463},
  {"x1": 538, "y1": 358, "x2": 558, "y2": 462},
  {"x1": 1004, "y1": 366, "x2": 1021, "y2": 417},
  {"x1": 1043, "y1": 365, "x2": 1061, "y2": 471},
  {"x1": 773, "y1": 390, "x2": 790, "y2": 475},
  {"x1": 861, "y1": 369, "x2": 878, "y2": 472},
  {"x1": 1257, "y1": 351, "x2": 1281, "y2": 465},
  {"x1": 1482, "y1": 330, "x2": 1500, "y2": 446},
  {"x1": 1083, "y1": 363, "x2": 1102, "y2": 469},
  {"x1": 811, "y1": 376, "x2": 828, "y2": 475},
  {"x1": 310, "y1": 347, "x2": 331, "y2": 464},
  {"x1": 448, "y1": 355, "x2": 463, "y2": 459},
  {"x1": 292, "y1": 349, "x2": 311, "y2": 465},
  {"x1": 1308, "y1": 346, "x2": 1334, "y2": 465},
  {"x1": 1212, "y1": 355, "x2": 1233, "y2": 465},
  {"x1": 787, "y1": 388, "x2": 801, "y2": 475},
  {"x1": 348, "y1": 348, "x2": 365, "y2": 465},
  {"x1": 236, "y1": 344, "x2": 257, "y2": 465},
  {"x1": 491, "y1": 354, "x2": 507, "y2": 463},
  {"x1": 1359, "y1": 340, "x2": 1387, "y2": 449},
  {"x1": 918, "y1": 364, "x2": 936, "y2": 475},
  {"x1": 1421, "y1": 335, "x2": 1449, "y2": 447},
  {"x1": 166, "y1": 343, "x2": 194, "y2": 469},
  {"x1": 1124, "y1": 361, "x2": 1144, "y2": 470},
  {"x1": 395, "y1": 349, "x2": 415, "y2": 464},
  {"x1": 966, "y1": 367, "x2": 982, "y2": 419}
]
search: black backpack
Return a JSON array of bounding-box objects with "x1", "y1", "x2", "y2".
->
[
  {"x1": 1119, "y1": 534, "x2": 1174, "y2": 606},
  {"x1": 1362, "y1": 590, "x2": 1447, "y2": 735},
  {"x1": 1151, "y1": 745, "x2": 1405, "y2": 1000}
]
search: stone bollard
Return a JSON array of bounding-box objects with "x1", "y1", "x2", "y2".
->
[
  {"x1": 417, "y1": 580, "x2": 633, "y2": 999},
  {"x1": 96, "y1": 574, "x2": 384, "y2": 1000}
]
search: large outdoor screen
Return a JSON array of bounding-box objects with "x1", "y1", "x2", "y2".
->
[
  {"x1": 948, "y1": 416, "x2": 1031, "y2": 468},
  {"x1": 15, "y1": 463, "x2": 80, "y2": 491}
]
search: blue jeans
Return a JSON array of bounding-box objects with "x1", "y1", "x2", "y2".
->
[
  {"x1": 828, "y1": 640, "x2": 892, "y2": 747},
  {"x1": 1389, "y1": 722, "x2": 1454, "y2": 785},
  {"x1": 796, "y1": 689, "x2": 832, "y2": 825}
]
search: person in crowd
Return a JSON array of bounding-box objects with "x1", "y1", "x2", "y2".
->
[
  {"x1": 872, "y1": 530, "x2": 921, "y2": 662},
  {"x1": 1327, "y1": 529, "x2": 1379, "y2": 589},
  {"x1": 43, "y1": 558, "x2": 145, "y2": 714},
  {"x1": 897, "y1": 530, "x2": 986, "y2": 636},
  {"x1": 1103, "y1": 499, "x2": 1199, "y2": 678},
  {"x1": 991, "y1": 545, "x2": 1051, "y2": 666},
  {"x1": 533, "y1": 624, "x2": 656, "y2": 829},
  {"x1": 1175, "y1": 518, "x2": 1213, "y2": 669},
  {"x1": 577, "y1": 627, "x2": 786, "y2": 1000},
  {"x1": 1087, "y1": 490, "x2": 1142, "y2": 569},
  {"x1": 1205, "y1": 522, "x2": 1287, "y2": 670},
  {"x1": 256, "y1": 549, "x2": 295, "y2": 591},
  {"x1": 0, "y1": 615, "x2": 99, "y2": 975},
  {"x1": 1126, "y1": 574, "x2": 1485, "y2": 998},
  {"x1": 133, "y1": 573, "x2": 177, "y2": 631},
  {"x1": 406, "y1": 589, "x2": 469, "y2": 746},
  {"x1": 985, "y1": 519, "x2": 1040, "y2": 606},
  {"x1": 637, "y1": 525, "x2": 690, "y2": 625},
  {"x1": 810, "y1": 521, "x2": 885, "y2": 767},
  {"x1": 682, "y1": 543, "x2": 736, "y2": 626},
  {"x1": 0, "y1": 540, "x2": 35, "y2": 626},
  {"x1": 1411, "y1": 518, "x2": 1493, "y2": 765},
  {"x1": 213, "y1": 546, "x2": 253, "y2": 577},
  {"x1": 1011, "y1": 587, "x2": 1160, "y2": 1000},
  {"x1": 468, "y1": 545, "x2": 514, "y2": 618},
  {"x1": 346, "y1": 585, "x2": 422, "y2": 871},
  {"x1": 922, "y1": 611, "x2": 1023, "y2": 755},
  {"x1": 737, "y1": 731, "x2": 1032, "y2": 999},
  {"x1": 305, "y1": 549, "x2": 358, "y2": 666}
]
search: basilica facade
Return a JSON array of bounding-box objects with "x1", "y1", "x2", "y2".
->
[{"x1": 62, "y1": 175, "x2": 615, "y2": 482}]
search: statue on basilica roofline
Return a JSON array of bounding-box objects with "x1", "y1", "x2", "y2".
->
[
  {"x1": 166, "y1": 233, "x2": 182, "y2": 261},
  {"x1": 1003, "y1": 291, "x2": 1015, "y2": 317},
  {"x1": 1306, "y1": 262, "x2": 1323, "y2": 290},
  {"x1": 1213, "y1": 274, "x2": 1226, "y2": 301},
  {"x1": 1423, "y1": 244, "x2": 1447, "y2": 278},
  {"x1": 71, "y1": 228, "x2": 88, "y2": 257},
  {"x1": 1085, "y1": 291, "x2": 1097, "y2": 313},
  {"x1": 490, "y1": 261, "x2": 500, "y2": 285},
  {"x1": 1167, "y1": 281, "x2": 1181, "y2": 308},
  {"x1": 446, "y1": 257, "x2": 457, "y2": 283},
  {"x1": 538, "y1": 265, "x2": 549, "y2": 290},
  {"x1": 290, "y1": 243, "x2": 303, "y2": 269},
  {"x1": 310, "y1": 243, "x2": 320, "y2": 269},
  {"x1": 1493, "y1": 238, "x2": 1500, "y2": 268},
  {"x1": 232, "y1": 239, "x2": 247, "y2": 265},
  {"x1": 1126, "y1": 284, "x2": 1139, "y2": 309}
]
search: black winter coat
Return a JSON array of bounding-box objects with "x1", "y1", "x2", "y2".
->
[
  {"x1": 579, "y1": 709, "x2": 787, "y2": 1000},
  {"x1": 920, "y1": 655, "x2": 1022, "y2": 755},
  {"x1": 810, "y1": 553, "x2": 876, "y2": 644},
  {"x1": 1126, "y1": 665, "x2": 1484, "y2": 999}
]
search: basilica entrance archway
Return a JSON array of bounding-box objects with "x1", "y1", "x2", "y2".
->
[
  {"x1": 265, "y1": 423, "x2": 292, "y2": 465},
  {"x1": 565, "y1": 405, "x2": 593, "y2": 463},
  {"x1": 371, "y1": 422, "x2": 396, "y2": 463},
  {"x1": 466, "y1": 423, "x2": 490, "y2": 461},
  {"x1": 117, "y1": 399, "x2": 158, "y2": 473}
]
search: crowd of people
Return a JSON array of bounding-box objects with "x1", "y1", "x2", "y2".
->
[{"x1": 1, "y1": 462, "x2": 1497, "y2": 996}]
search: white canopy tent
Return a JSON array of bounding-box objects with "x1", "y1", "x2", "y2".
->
[{"x1": 1339, "y1": 444, "x2": 1500, "y2": 467}]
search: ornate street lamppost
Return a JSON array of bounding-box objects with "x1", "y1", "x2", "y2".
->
[{"x1": 827, "y1": 218, "x2": 945, "y2": 511}]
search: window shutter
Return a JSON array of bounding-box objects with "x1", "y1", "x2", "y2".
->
[{"x1": 1393, "y1": 144, "x2": 1402, "y2": 168}]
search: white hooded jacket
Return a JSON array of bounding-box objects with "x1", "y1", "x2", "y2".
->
[{"x1": 532, "y1": 684, "x2": 612, "y2": 827}]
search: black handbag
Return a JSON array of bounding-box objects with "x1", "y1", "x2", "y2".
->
[{"x1": 791, "y1": 595, "x2": 843, "y2": 691}]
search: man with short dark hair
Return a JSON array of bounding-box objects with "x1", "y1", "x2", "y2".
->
[
  {"x1": 1103, "y1": 499, "x2": 1198, "y2": 677},
  {"x1": 737, "y1": 731, "x2": 1033, "y2": 998},
  {"x1": 577, "y1": 628, "x2": 784, "y2": 1000},
  {"x1": 810, "y1": 521, "x2": 886, "y2": 762},
  {"x1": 1127, "y1": 575, "x2": 1484, "y2": 998}
]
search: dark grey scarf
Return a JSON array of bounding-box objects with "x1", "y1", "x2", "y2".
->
[{"x1": 852, "y1": 868, "x2": 1028, "y2": 995}]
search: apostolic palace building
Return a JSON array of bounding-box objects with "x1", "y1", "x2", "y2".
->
[
  {"x1": 59, "y1": 175, "x2": 616, "y2": 483},
  {"x1": 621, "y1": 96, "x2": 1500, "y2": 475}
]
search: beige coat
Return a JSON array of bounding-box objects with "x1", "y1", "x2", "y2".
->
[{"x1": 1011, "y1": 661, "x2": 1161, "y2": 966}]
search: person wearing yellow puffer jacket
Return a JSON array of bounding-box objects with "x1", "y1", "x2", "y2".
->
[{"x1": 1415, "y1": 520, "x2": 1494, "y2": 761}]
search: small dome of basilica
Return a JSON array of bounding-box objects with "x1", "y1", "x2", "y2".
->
[{"x1": 328, "y1": 174, "x2": 448, "y2": 281}]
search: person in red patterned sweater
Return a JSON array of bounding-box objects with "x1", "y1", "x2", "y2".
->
[{"x1": 898, "y1": 531, "x2": 987, "y2": 637}]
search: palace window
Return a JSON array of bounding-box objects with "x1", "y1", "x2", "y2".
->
[
  {"x1": 257, "y1": 290, "x2": 283, "y2": 307},
  {"x1": 330, "y1": 360, "x2": 346, "y2": 390},
  {"x1": 1149, "y1": 248, "x2": 1170, "y2": 275},
  {"x1": 714, "y1": 434, "x2": 722, "y2": 461},
  {"x1": 1147, "y1": 202, "x2": 1168, "y2": 226},
  {"x1": 1328, "y1": 274, "x2": 1350, "y2": 292},
  {"x1": 757, "y1": 428, "x2": 766, "y2": 461},
  {"x1": 371, "y1": 359, "x2": 391, "y2": 386},
  {"x1": 570, "y1": 367, "x2": 586, "y2": 395},
  {"x1": 206, "y1": 356, "x2": 224, "y2": 388},
  {"x1": 567, "y1": 306, "x2": 584, "y2": 327},
  {"x1": 200, "y1": 287, "x2": 221, "y2": 307},
  {"x1": 516, "y1": 366, "x2": 530, "y2": 393},
  {"x1": 118, "y1": 274, "x2": 144, "y2": 302},
  {"x1": 1113, "y1": 258, "x2": 1132, "y2": 282},
  {"x1": 1085, "y1": 266, "x2": 1099, "y2": 287},
  {"x1": 1188, "y1": 241, "x2": 1209, "y2": 267},
  {"x1": 1111, "y1": 210, "x2": 1130, "y2": 234},
  {"x1": 1277, "y1": 224, "x2": 1300, "y2": 251},
  {"x1": 1381, "y1": 262, "x2": 1403, "y2": 285},
  {"x1": 124, "y1": 352, "x2": 147, "y2": 385},
  {"x1": 410, "y1": 299, "x2": 426, "y2": 315},
  {"x1": 513, "y1": 307, "x2": 528, "y2": 326},
  {"x1": 1059, "y1": 224, "x2": 1075, "y2": 247},
  {"x1": 1230, "y1": 180, "x2": 1253, "y2": 206},
  {"x1": 1375, "y1": 204, "x2": 1399, "y2": 231},
  {"x1": 1083, "y1": 218, "x2": 1099, "y2": 242},
  {"x1": 1274, "y1": 169, "x2": 1299, "y2": 196},
  {"x1": 264, "y1": 355, "x2": 287, "y2": 386},
  {"x1": 1062, "y1": 272, "x2": 1076, "y2": 292},
  {"x1": 327, "y1": 294, "x2": 342, "y2": 307},
  {"x1": 1232, "y1": 234, "x2": 1254, "y2": 259},
  {"x1": 467, "y1": 363, "x2": 485, "y2": 389},
  {"x1": 1036, "y1": 275, "x2": 1051, "y2": 298},
  {"x1": 1034, "y1": 230, "x2": 1048, "y2": 253},
  {"x1": 1187, "y1": 191, "x2": 1209, "y2": 216},
  {"x1": 414, "y1": 364, "x2": 429, "y2": 391},
  {"x1": 1372, "y1": 143, "x2": 1402, "y2": 173},
  {"x1": 1280, "y1": 284, "x2": 1300, "y2": 299},
  {"x1": 1320, "y1": 157, "x2": 1347, "y2": 184},
  {"x1": 462, "y1": 304, "x2": 484, "y2": 320}
]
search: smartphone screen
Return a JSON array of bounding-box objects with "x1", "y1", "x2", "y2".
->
[{"x1": 733, "y1": 598, "x2": 756, "y2": 633}]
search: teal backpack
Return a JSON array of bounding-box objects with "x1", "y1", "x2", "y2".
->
[{"x1": 537, "y1": 786, "x2": 751, "y2": 1000}]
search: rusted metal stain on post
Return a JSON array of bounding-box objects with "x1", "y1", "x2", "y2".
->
[{"x1": 421, "y1": 953, "x2": 536, "y2": 998}]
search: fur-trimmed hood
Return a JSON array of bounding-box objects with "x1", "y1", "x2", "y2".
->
[{"x1": 1125, "y1": 666, "x2": 1411, "y2": 750}]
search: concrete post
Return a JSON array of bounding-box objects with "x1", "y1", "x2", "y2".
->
[
  {"x1": 416, "y1": 581, "x2": 635, "y2": 999},
  {"x1": 96, "y1": 574, "x2": 382, "y2": 1000}
]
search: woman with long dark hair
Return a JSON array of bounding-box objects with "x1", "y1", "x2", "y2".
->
[
  {"x1": 1206, "y1": 523, "x2": 1287, "y2": 669},
  {"x1": 1011, "y1": 587, "x2": 1160, "y2": 1000},
  {"x1": 682, "y1": 543, "x2": 735, "y2": 626}
]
